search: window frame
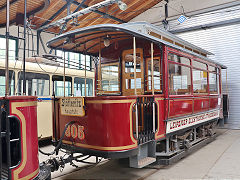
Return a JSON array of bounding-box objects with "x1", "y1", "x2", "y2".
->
[
  {"x1": 97, "y1": 61, "x2": 121, "y2": 95},
  {"x1": 0, "y1": 34, "x2": 18, "y2": 61},
  {"x1": 168, "y1": 48, "x2": 221, "y2": 96},
  {"x1": 168, "y1": 52, "x2": 192, "y2": 96},
  {"x1": 145, "y1": 57, "x2": 162, "y2": 93}
]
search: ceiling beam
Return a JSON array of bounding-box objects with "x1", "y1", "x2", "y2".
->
[
  {"x1": 70, "y1": 0, "x2": 126, "y2": 23},
  {"x1": 39, "y1": 1, "x2": 73, "y2": 29}
]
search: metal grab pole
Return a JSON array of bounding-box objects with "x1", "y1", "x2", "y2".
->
[
  {"x1": 84, "y1": 49, "x2": 87, "y2": 97},
  {"x1": 23, "y1": 0, "x2": 27, "y2": 95},
  {"x1": 99, "y1": 39, "x2": 102, "y2": 93},
  {"x1": 5, "y1": 0, "x2": 10, "y2": 96},
  {"x1": 151, "y1": 43, "x2": 155, "y2": 133},
  {"x1": 63, "y1": 52, "x2": 66, "y2": 97},
  {"x1": 133, "y1": 37, "x2": 138, "y2": 139}
]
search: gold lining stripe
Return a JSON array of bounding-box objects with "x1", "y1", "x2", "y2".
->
[
  {"x1": 62, "y1": 140, "x2": 137, "y2": 151},
  {"x1": 11, "y1": 101, "x2": 39, "y2": 180},
  {"x1": 87, "y1": 99, "x2": 136, "y2": 104}
]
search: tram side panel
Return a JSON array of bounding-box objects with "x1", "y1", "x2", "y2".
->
[
  {"x1": 2, "y1": 96, "x2": 39, "y2": 180},
  {"x1": 53, "y1": 97, "x2": 139, "y2": 158}
]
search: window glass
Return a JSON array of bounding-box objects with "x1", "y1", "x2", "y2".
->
[
  {"x1": 69, "y1": 52, "x2": 79, "y2": 69},
  {"x1": 126, "y1": 78, "x2": 141, "y2": 89},
  {"x1": 168, "y1": 53, "x2": 190, "y2": 66},
  {"x1": 18, "y1": 72, "x2": 49, "y2": 96},
  {"x1": 0, "y1": 37, "x2": 16, "y2": 61},
  {"x1": 192, "y1": 60, "x2": 207, "y2": 70},
  {"x1": 124, "y1": 53, "x2": 141, "y2": 73},
  {"x1": 52, "y1": 75, "x2": 72, "y2": 96},
  {"x1": 0, "y1": 70, "x2": 15, "y2": 96},
  {"x1": 169, "y1": 63, "x2": 191, "y2": 95},
  {"x1": 147, "y1": 58, "x2": 161, "y2": 91},
  {"x1": 74, "y1": 78, "x2": 93, "y2": 96},
  {"x1": 101, "y1": 63, "x2": 119, "y2": 91},
  {"x1": 56, "y1": 50, "x2": 92, "y2": 70},
  {"x1": 192, "y1": 69, "x2": 208, "y2": 93},
  {"x1": 209, "y1": 73, "x2": 218, "y2": 94}
]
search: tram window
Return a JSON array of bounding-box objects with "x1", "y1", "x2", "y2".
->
[
  {"x1": 52, "y1": 75, "x2": 72, "y2": 96},
  {"x1": 146, "y1": 58, "x2": 161, "y2": 91},
  {"x1": 0, "y1": 70, "x2": 15, "y2": 96},
  {"x1": 209, "y1": 73, "x2": 218, "y2": 94},
  {"x1": 100, "y1": 63, "x2": 120, "y2": 92},
  {"x1": 74, "y1": 77, "x2": 93, "y2": 96},
  {"x1": 18, "y1": 72, "x2": 49, "y2": 96},
  {"x1": 192, "y1": 60, "x2": 207, "y2": 70},
  {"x1": 192, "y1": 69, "x2": 208, "y2": 93},
  {"x1": 124, "y1": 53, "x2": 141, "y2": 73},
  {"x1": 0, "y1": 37, "x2": 16, "y2": 61},
  {"x1": 169, "y1": 63, "x2": 191, "y2": 95},
  {"x1": 126, "y1": 78, "x2": 141, "y2": 89},
  {"x1": 168, "y1": 53, "x2": 190, "y2": 66}
]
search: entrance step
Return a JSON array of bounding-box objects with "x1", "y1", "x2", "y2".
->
[{"x1": 138, "y1": 157, "x2": 156, "y2": 168}]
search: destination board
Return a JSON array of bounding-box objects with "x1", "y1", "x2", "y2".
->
[{"x1": 60, "y1": 97, "x2": 85, "y2": 117}]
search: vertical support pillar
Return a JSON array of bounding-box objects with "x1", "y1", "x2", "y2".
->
[
  {"x1": 23, "y1": 0, "x2": 27, "y2": 95},
  {"x1": 194, "y1": 128, "x2": 197, "y2": 141},
  {"x1": 151, "y1": 43, "x2": 155, "y2": 134},
  {"x1": 133, "y1": 37, "x2": 138, "y2": 139},
  {"x1": 5, "y1": 0, "x2": 10, "y2": 96},
  {"x1": 166, "y1": 137, "x2": 170, "y2": 154},
  {"x1": 98, "y1": 39, "x2": 102, "y2": 93},
  {"x1": 63, "y1": 52, "x2": 66, "y2": 97},
  {"x1": 84, "y1": 45, "x2": 87, "y2": 97},
  {"x1": 36, "y1": 31, "x2": 40, "y2": 56}
]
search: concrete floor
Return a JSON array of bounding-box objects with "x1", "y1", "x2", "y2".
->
[{"x1": 39, "y1": 129, "x2": 240, "y2": 179}]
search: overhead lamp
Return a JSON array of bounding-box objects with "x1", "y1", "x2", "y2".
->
[
  {"x1": 103, "y1": 35, "x2": 111, "y2": 47},
  {"x1": 117, "y1": 0, "x2": 128, "y2": 11}
]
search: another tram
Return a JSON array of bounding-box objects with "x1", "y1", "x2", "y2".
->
[
  {"x1": 47, "y1": 22, "x2": 226, "y2": 168},
  {"x1": 0, "y1": 59, "x2": 94, "y2": 139}
]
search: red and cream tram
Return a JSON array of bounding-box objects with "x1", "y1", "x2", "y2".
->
[{"x1": 47, "y1": 22, "x2": 226, "y2": 168}]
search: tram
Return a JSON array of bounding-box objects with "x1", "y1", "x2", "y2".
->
[
  {"x1": 0, "y1": 58, "x2": 94, "y2": 139},
  {"x1": 47, "y1": 22, "x2": 226, "y2": 168}
]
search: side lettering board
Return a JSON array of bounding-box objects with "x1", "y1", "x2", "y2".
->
[
  {"x1": 60, "y1": 97, "x2": 85, "y2": 117},
  {"x1": 166, "y1": 110, "x2": 219, "y2": 134}
]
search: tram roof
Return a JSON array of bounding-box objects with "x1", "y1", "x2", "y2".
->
[{"x1": 47, "y1": 22, "x2": 227, "y2": 69}]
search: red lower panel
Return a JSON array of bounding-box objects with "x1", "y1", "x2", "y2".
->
[
  {"x1": 9, "y1": 97, "x2": 39, "y2": 180},
  {"x1": 169, "y1": 99, "x2": 193, "y2": 118},
  {"x1": 210, "y1": 97, "x2": 219, "y2": 109},
  {"x1": 56, "y1": 97, "x2": 138, "y2": 152},
  {"x1": 194, "y1": 98, "x2": 209, "y2": 113}
]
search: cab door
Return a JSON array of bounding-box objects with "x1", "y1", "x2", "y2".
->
[{"x1": 122, "y1": 48, "x2": 144, "y2": 96}]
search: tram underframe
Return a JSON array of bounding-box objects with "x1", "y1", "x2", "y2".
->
[{"x1": 156, "y1": 120, "x2": 218, "y2": 165}]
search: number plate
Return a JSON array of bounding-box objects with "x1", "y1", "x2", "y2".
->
[{"x1": 60, "y1": 97, "x2": 85, "y2": 117}]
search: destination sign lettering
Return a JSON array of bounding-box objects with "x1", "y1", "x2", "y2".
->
[
  {"x1": 166, "y1": 110, "x2": 219, "y2": 133},
  {"x1": 60, "y1": 97, "x2": 85, "y2": 117}
]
